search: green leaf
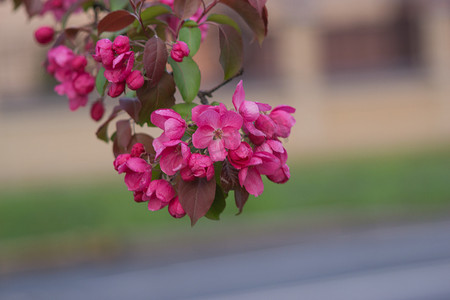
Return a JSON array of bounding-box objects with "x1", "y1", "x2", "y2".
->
[
  {"x1": 205, "y1": 185, "x2": 227, "y2": 220},
  {"x1": 136, "y1": 72, "x2": 176, "y2": 126},
  {"x1": 96, "y1": 67, "x2": 107, "y2": 96},
  {"x1": 218, "y1": 24, "x2": 243, "y2": 80},
  {"x1": 179, "y1": 24, "x2": 201, "y2": 57},
  {"x1": 134, "y1": 4, "x2": 172, "y2": 28},
  {"x1": 141, "y1": 4, "x2": 172, "y2": 21},
  {"x1": 168, "y1": 57, "x2": 201, "y2": 103},
  {"x1": 172, "y1": 102, "x2": 198, "y2": 120},
  {"x1": 206, "y1": 13, "x2": 241, "y2": 34},
  {"x1": 109, "y1": 0, "x2": 128, "y2": 11}
]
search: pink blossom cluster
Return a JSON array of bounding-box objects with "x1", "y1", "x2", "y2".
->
[
  {"x1": 151, "y1": 80, "x2": 296, "y2": 197},
  {"x1": 40, "y1": 0, "x2": 80, "y2": 21},
  {"x1": 46, "y1": 45, "x2": 95, "y2": 111},
  {"x1": 114, "y1": 143, "x2": 186, "y2": 218},
  {"x1": 93, "y1": 36, "x2": 144, "y2": 98}
]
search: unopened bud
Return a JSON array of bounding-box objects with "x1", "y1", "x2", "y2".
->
[
  {"x1": 126, "y1": 70, "x2": 145, "y2": 90},
  {"x1": 34, "y1": 26, "x2": 55, "y2": 45},
  {"x1": 170, "y1": 41, "x2": 190, "y2": 62},
  {"x1": 108, "y1": 82, "x2": 125, "y2": 98},
  {"x1": 113, "y1": 35, "x2": 130, "y2": 55},
  {"x1": 90, "y1": 100, "x2": 105, "y2": 121}
]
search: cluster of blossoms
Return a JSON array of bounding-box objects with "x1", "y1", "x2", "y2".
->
[
  {"x1": 16, "y1": 0, "x2": 282, "y2": 224},
  {"x1": 93, "y1": 36, "x2": 145, "y2": 98},
  {"x1": 113, "y1": 81, "x2": 295, "y2": 219},
  {"x1": 46, "y1": 46, "x2": 95, "y2": 111}
]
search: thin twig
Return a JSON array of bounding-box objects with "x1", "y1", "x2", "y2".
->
[{"x1": 197, "y1": 68, "x2": 244, "y2": 105}]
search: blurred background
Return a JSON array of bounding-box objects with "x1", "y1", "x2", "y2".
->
[{"x1": 1, "y1": 0, "x2": 450, "y2": 299}]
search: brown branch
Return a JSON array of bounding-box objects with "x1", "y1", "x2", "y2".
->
[{"x1": 197, "y1": 68, "x2": 244, "y2": 105}]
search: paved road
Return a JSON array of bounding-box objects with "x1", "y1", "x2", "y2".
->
[{"x1": 1, "y1": 220, "x2": 450, "y2": 300}]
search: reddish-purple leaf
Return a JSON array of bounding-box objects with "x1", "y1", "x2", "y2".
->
[
  {"x1": 98, "y1": 10, "x2": 137, "y2": 35},
  {"x1": 179, "y1": 177, "x2": 217, "y2": 226},
  {"x1": 96, "y1": 105, "x2": 122, "y2": 142},
  {"x1": 64, "y1": 27, "x2": 81, "y2": 42},
  {"x1": 23, "y1": 0, "x2": 41, "y2": 17},
  {"x1": 219, "y1": 0, "x2": 268, "y2": 44},
  {"x1": 220, "y1": 160, "x2": 239, "y2": 193},
  {"x1": 113, "y1": 119, "x2": 132, "y2": 154},
  {"x1": 234, "y1": 186, "x2": 249, "y2": 215},
  {"x1": 113, "y1": 133, "x2": 156, "y2": 158},
  {"x1": 248, "y1": 0, "x2": 266, "y2": 16},
  {"x1": 119, "y1": 97, "x2": 142, "y2": 122},
  {"x1": 218, "y1": 24, "x2": 243, "y2": 80},
  {"x1": 173, "y1": 0, "x2": 201, "y2": 19},
  {"x1": 143, "y1": 36, "x2": 168, "y2": 87},
  {"x1": 136, "y1": 72, "x2": 176, "y2": 126}
]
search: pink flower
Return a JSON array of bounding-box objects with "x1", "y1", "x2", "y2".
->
[
  {"x1": 180, "y1": 153, "x2": 214, "y2": 181},
  {"x1": 151, "y1": 109, "x2": 186, "y2": 140},
  {"x1": 34, "y1": 26, "x2": 54, "y2": 44},
  {"x1": 143, "y1": 179, "x2": 176, "y2": 211},
  {"x1": 120, "y1": 157, "x2": 152, "y2": 192},
  {"x1": 255, "y1": 140, "x2": 290, "y2": 184},
  {"x1": 114, "y1": 154, "x2": 131, "y2": 173},
  {"x1": 171, "y1": 41, "x2": 190, "y2": 62},
  {"x1": 126, "y1": 70, "x2": 145, "y2": 90},
  {"x1": 232, "y1": 80, "x2": 260, "y2": 122},
  {"x1": 192, "y1": 108, "x2": 243, "y2": 162},
  {"x1": 168, "y1": 196, "x2": 186, "y2": 218},
  {"x1": 254, "y1": 114, "x2": 276, "y2": 139},
  {"x1": 113, "y1": 35, "x2": 130, "y2": 55},
  {"x1": 71, "y1": 56, "x2": 88, "y2": 72},
  {"x1": 227, "y1": 141, "x2": 253, "y2": 169},
  {"x1": 93, "y1": 39, "x2": 114, "y2": 67},
  {"x1": 159, "y1": 141, "x2": 191, "y2": 176},
  {"x1": 108, "y1": 82, "x2": 125, "y2": 98},
  {"x1": 104, "y1": 51, "x2": 135, "y2": 83},
  {"x1": 41, "y1": 0, "x2": 80, "y2": 21},
  {"x1": 269, "y1": 106, "x2": 296, "y2": 138},
  {"x1": 239, "y1": 152, "x2": 279, "y2": 196},
  {"x1": 73, "y1": 72, "x2": 95, "y2": 95},
  {"x1": 90, "y1": 100, "x2": 104, "y2": 121}
]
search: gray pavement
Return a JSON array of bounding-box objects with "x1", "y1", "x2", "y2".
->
[{"x1": 1, "y1": 220, "x2": 450, "y2": 300}]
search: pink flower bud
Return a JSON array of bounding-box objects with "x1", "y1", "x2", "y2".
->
[
  {"x1": 126, "y1": 70, "x2": 144, "y2": 90},
  {"x1": 180, "y1": 153, "x2": 214, "y2": 181},
  {"x1": 71, "y1": 55, "x2": 87, "y2": 72},
  {"x1": 73, "y1": 72, "x2": 95, "y2": 95},
  {"x1": 131, "y1": 143, "x2": 145, "y2": 157},
  {"x1": 170, "y1": 41, "x2": 190, "y2": 62},
  {"x1": 113, "y1": 35, "x2": 130, "y2": 55},
  {"x1": 168, "y1": 197, "x2": 186, "y2": 218},
  {"x1": 34, "y1": 26, "x2": 54, "y2": 45},
  {"x1": 90, "y1": 100, "x2": 104, "y2": 121},
  {"x1": 93, "y1": 39, "x2": 114, "y2": 67},
  {"x1": 107, "y1": 82, "x2": 125, "y2": 98},
  {"x1": 228, "y1": 142, "x2": 253, "y2": 169}
]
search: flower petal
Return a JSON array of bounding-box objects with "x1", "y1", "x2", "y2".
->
[
  {"x1": 232, "y1": 80, "x2": 245, "y2": 110},
  {"x1": 221, "y1": 110, "x2": 243, "y2": 129},
  {"x1": 208, "y1": 139, "x2": 227, "y2": 162},
  {"x1": 196, "y1": 109, "x2": 220, "y2": 129},
  {"x1": 192, "y1": 126, "x2": 214, "y2": 149},
  {"x1": 222, "y1": 127, "x2": 241, "y2": 150},
  {"x1": 243, "y1": 167, "x2": 264, "y2": 197}
]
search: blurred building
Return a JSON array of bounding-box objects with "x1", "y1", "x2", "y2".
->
[{"x1": 250, "y1": 0, "x2": 450, "y2": 154}]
